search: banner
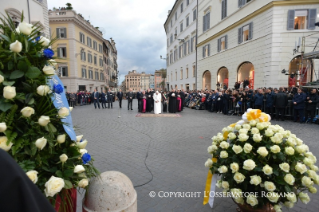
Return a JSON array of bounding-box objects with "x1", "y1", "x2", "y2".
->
[{"x1": 48, "y1": 75, "x2": 77, "y2": 141}]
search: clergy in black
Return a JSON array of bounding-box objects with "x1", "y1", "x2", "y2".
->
[
  {"x1": 168, "y1": 89, "x2": 177, "y2": 113},
  {"x1": 146, "y1": 89, "x2": 153, "y2": 112}
]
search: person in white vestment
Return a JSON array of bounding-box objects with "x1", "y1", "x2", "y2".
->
[{"x1": 153, "y1": 91, "x2": 162, "y2": 114}]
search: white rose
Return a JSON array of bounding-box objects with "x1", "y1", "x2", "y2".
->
[
  {"x1": 286, "y1": 192, "x2": 297, "y2": 203},
  {"x1": 216, "y1": 180, "x2": 222, "y2": 188},
  {"x1": 303, "y1": 158, "x2": 314, "y2": 166},
  {"x1": 226, "y1": 126, "x2": 233, "y2": 132},
  {"x1": 250, "y1": 175, "x2": 262, "y2": 185},
  {"x1": 310, "y1": 165, "x2": 319, "y2": 171},
  {"x1": 58, "y1": 107, "x2": 70, "y2": 118},
  {"x1": 249, "y1": 120, "x2": 257, "y2": 127},
  {"x1": 38, "y1": 115, "x2": 50, "y2": 126},
  {"x1": 243, "y1": 159, "x2": 256, "y2": 171},
  {"x1": 230, "y1": 162, "x2": 239, "y2": 173},
  {"x1": 253, "y1": 134, "x2": 262, "y2": 142},
  {"x1": 250, "y1": 127, "x2": 259, "y2": 135},
  {"x1": 76, "y1": 139, "x2": 88, "y2": 149},
  {"x1": 21, "y1": 107, "x2": 35, "y2": 117},
  {"x1": 9, "y1": 40, "x2": 23, "y2": 53},
  {"x1": 26, "y1": 170, "x2": 38, "y2": 184},
  {"x1": 273, "y1": 204, "x2": 282, "y2": 212},
  {"x1": 285, "y1": 147, "x2": 295, "y2": 155},
  {"x1": 264, "y1": 181, "x2": 276, "y2": 191},
  {"x1": 59, "y1": 154, "x2": 68, "y2": 163},
  {"x1": 220, "y1": 151, "x2": 228, "y2": 158},
  {"x1": 35, "y1": 137, "x2": 47, "y2": 150},
  {"x1": 57, "y1": 134, "x2": 66, "y2": 144},
  {"x1": 298, "y1": 192, "x2": 310, "y2": 204},
  {"x1": 309, "y1": 186, "x2": 317, "y2": 194},
  {"x1": 246, "y1": 194, "x2": 258, "y2": 207},
  {"x1": 305, "y1": 152, "x2": 317, "y2": 163},
  {"x1": 0, "y1": 122, "x2": 7, "y2": 132},
  {"x1": 79, "y1": 149, "x2": 88, "y2": 156},
  {"x1": 220, "y1": 141, "x2": 230, "y2": 149},
  {"x1": 205, "y1": 158, "x2": 213, "y2": 168},
  {"x1": 232, "y1": 145, "x2": 243, "y2": 154},
  {"x1": 0, "y1": 136, "x2": 13, "y2": 151},
  {"x1": 267, "y1": 192, "x2": 280, "y2": 203},
  {"x1": 257, "y1": 147, "x2": 268, "y2": 157},
  {"x1": 279, "y1": 163, "x2": 290, "y2": 173},
  {"x1": 243, "y1": 143, "x2": 253, "y2": 153},
  {"x1": 19, "y1": 22, "x2": 33, "y2": 35},
  {"x1": 307, "y1": 170, "x2": 317, "y2": 180},
  {"x1": 296, "y1": 138, "x2": 303, "y2": 146},
  {"x1": 263, "y1": 165, "x2": 273, "y2": 175},
  {"x1": 0, "y1": 75, "x2": 4, "y2": 84},
  {"x1": 221, "y1": 181, "x2": 229, "y2": 190},
  {"x1": 301, "y1": 176, "x2": 313, "y2": 187},
  {"x1": 3, "y1": 86, "x2": 16, "y2": 99},
  {"x1": 235, "y1": 125, "x2": 242, "y2": 130},
  {"x1": 295, "y1": 144, "x2": 309, "y2": 154},
  {"x1": 243, "y1": 124, "x2": 251, "y2": 130},
  {"x1": 256, "y1": 122, "x2": 265, "y2": 130},
  {"x1": 42, "y1": 65, "x2": 55, "y2": 75},
  {"x1": 238, "y1": 134, "x2": 249, "y2": 142},
  {"x1": 228, "y1": 132, "x2": 237, "y2": 140},
  {"x1": 49, "y1": 59, "x2": 57, "y2": 66},
  {"x1": 284, "y1": 174, "x2": 295, "y2": 185},
  {"x1": 44, "y1": 176, "x2": 65, "y2": 197},
  {"x1": 74, "y1": 165, "x2": 85, "y2": 173},
  {"x1": 222, "y1": 127, "x2": 228, "y2": 133},
  {"x1": 239, "y1": 129, "x2": 248, "y2": 134},
  {"x1": 287, "y1": 137, "x2": 296, "y2": 146},
  {"x1": 76, "y1": 135, "x2": 83, "y2": 142},
  {"x1": 233, "y1": 172, "x2": 245, "y2": 184},
  {"x1": 37, "y1": 85, "x2": 51, "y2": 96},
  {"x1": 39, "y1": 36, "x2": 50, "y2": 46},
  {"x1": 284, "y1": 201, "x2": 294, "y2": 208},
  {"x1": 270, "y1": 133, "x2": 283, "y2": 144},
  {"x1": 270, "y1": 145, "x2": 281, "y2": 154},
  {"x1": 78, "y1": 179, "x2": 89, "y2": 188},
  {"x1": 295, "y1": 163, "x2": 307, "y2": 174},
  {"x1": 218, "y1": 165, "x2": 228, "y2": 173}
]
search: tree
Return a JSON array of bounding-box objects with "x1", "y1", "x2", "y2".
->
[{"x1": 66, "y1": 3, "x2": 73, "y2": 10}]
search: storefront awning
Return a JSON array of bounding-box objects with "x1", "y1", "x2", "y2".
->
[{"x1": 303, "y1": 51, "x2": 319, "y2": 59}]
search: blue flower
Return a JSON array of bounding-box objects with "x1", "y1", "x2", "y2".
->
[
  {"x1": 43, "y1": 48, "x2": 54, "y2": 59},
  {"x1": 82, "y1": 153, "x2": 91, "y2": 165},
  {"x1": 35, "y1": 36, "x2": 41, "y2": 42},
  {"x1": 53, "y1": 84, "x2": 64, "y2": 94}
]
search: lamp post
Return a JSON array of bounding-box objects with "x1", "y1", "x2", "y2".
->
[{"x1": 160, "y1": 56, "x2": 168, "y2": 91}]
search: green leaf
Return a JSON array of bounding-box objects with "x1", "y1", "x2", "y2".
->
[
  {"x1": 2, "y1": 81, "x2": 15, "y2": 86},
  {"x1": 56, "y1": 170, "x2": 63, "y2": 178},
  {"x1": 64, "y1": 180, "x2": 73, "y2": 189},
  {"x1": 0, "y1": 98, "x2": 13, "y2": 112},
  {"x1": 63, "y1": 170, "x2": 74, "y2": 178},
  {"x1": 25, "y1": 66, "x2": 41, "y2": 79},
  {"x1": 48, "y1": 123, "x2": 57, "y2": 133},
  {"x1": 8, "y1": 61, "x2": 13, "y2": 70},
  {"x1": 0, "y1": 34, "x2": 11, "y2": 43},
  {"x1": 27, "y1": 98, "x2": 35, "y2": 105},
  {"x1": 10, "y1": 70, "x2": 24, "y2": 79},
  {"x1": 17, "y1": 60, "x2": 28, "y2": 72},
  {"x1": 284, "y1": 185, "x2": 292, "y2": 192},
  {"x1": 31, "y1": 143, "x2": 37, "y2": 156}
]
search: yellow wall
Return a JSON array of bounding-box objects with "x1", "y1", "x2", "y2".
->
[{"x1": 50, "y1": 23, "x2": 70, "y2": 69}]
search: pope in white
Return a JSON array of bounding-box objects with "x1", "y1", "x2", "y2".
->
[{"x1": 153, "y1": 91, "x2": 161, "y2": 114}]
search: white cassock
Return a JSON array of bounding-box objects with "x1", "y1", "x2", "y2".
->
[{"x1": 153, "y1": 93, "x2": 162, "y2": 114}]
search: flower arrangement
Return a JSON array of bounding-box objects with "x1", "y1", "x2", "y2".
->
[
  {"x1": 0, "y1": 13, "x2": 98, "y2": 209},
  {"x1": 205, "y1": 109, "x2": 318, "y2": 211}
]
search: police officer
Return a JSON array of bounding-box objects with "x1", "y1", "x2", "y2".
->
[{"x1": 107, "y1": 89, "x2": 114, "y2": 108}]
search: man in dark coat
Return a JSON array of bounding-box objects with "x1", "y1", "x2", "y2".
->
[
  {"x1": 265, "y1": 88, "x2": 275, "y2": 118},
  {"x1": 107, "y1": 89, "x2": 114, "y2": 108},
  {"x1": 305, "y1": 88, "x2": 319, "y2": 123},
  {"x1": 117, "y1": 89, "x2": 123, "y2": 108},
  {"x1": 253, "y1": 89, "x2": 264, "y2": 110},
  {"x1": 136, "y1": 89, "x2": 142, "y2": 112},
  {"x1": 181, "y1": 89, "x2": 186, "y2": 111},
  {"x1": 243, "y1": 78, "x2": 249, "y2": 88},
  {"x1": 93, "y1": 89, "x2": 100, "y2": 109},
  {"x1": 274, "y1": 87, "x2": 288, "y2": 121},
  {"x1": 146, "y1": 89, "x2": 153, "y2": 112},
  {"x1": 168, "y1": 89, "x2": 177, "y2": 113},
  {"x1": 101, "y1": 90, "x2": 107, "y2": 109},
  {"x1": 126, "y1": 88, "x2": 134, "y2": 110},
  {"x1": 293, "y1": 88, "x2": 306, "y2": 123}
]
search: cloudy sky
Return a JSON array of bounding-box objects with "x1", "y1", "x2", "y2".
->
[{"x1": 48, "y1": 0, "x2": 173, "y2": 83}]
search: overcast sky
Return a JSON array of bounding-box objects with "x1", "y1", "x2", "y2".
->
[{"x1": 48, "y1": 0, "x2": 173, "y2": 83}]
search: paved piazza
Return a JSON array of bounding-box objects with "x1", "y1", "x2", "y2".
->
[{"x1": 73, "y1": 100, "x2": 319, "y2": 212}]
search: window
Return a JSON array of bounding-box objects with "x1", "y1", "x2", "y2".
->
[
  {"x1": 95, "y1": 71, "x2": 99, "y2": 80},
  {"x1": 170, "y1": 53, "x2": 173, "y2": 64},
  {"x1": 58, "y1": 67, "x2": 68, "y2": 77},
  {"x1": 93, "y1": 41, "x2": 97, "y2": 50},
  {"x1": 221, "y1": 0, "x2": 227, "y2": 20},
  {"x1": 202, "y1": 44, "x2": 210, "y2": 58},
  {"x1": 238, "y1": 22, "x2": 253, "y2": 44},
  {"x1": 56, "y1": 28, "x2": 67, "y2": 38},
  {"x1": 175, "y1": 72, "x2": 177, "y2": 81},
  {"x1": 191, "y1": 36, "x2": 196, "y2": 52},
  {"x1": 89, "y1": 70, "x2": 93, "y2": 79},
  {"x1": 174, "y1": 49, "x2": 177, "y2": 61},
  {"x1": 181, "y1": 3, "x2": 183, "y2": 13},
  {"x1": 100, "y1": 73, "x2": 104, "y2": 81},
  {"x1": 99, "y1": 58, "x2": 103, "y2": 67},
  {"x1": 81, "y1": 51, "x2": 86, "y2": 61},
  {"x1": 193, "y1": 9, "x2": 197, "y2": 21},
  {"x1": 239, "y1": 0, "x2": 252, "y2": 8},
  {"x1": 57, "y1": 47, "x2": 67, "y2": 58},
  {"x1": 79, "y1": 32, "x2": 85, "y2": 44},
  {"x1": 175, "y1": 28, "x2": 177, "y2": 39},
  {"x1": 186, "y1": 68, "x2": 189, "y2": 78},
  {"x1": 193, "y1": 65, "x2": 195, "y2": 77},
  {"x1": 187, "y1": 0, "x2": 189, "y2": 6},
  {"x1": 167, "y1": 38, "x2": 169, "y2": 47},
  {"x1": 87, "y1": 37, "x2": 92, "y2": 47},
  {"x1": 180, "y1": 69, "x2": 183, "y2": 79},
  {"x1": 170, "y1": 34, "x2": 173, "y2": 44},
  {"x1": 99, "y1": 44, "x2": 103, "y2": 53},
  {"x1": 179, "y1": 45, "x2": 183, "y2": 58},
  {"x1": 203, "y1": 12, "x2": 210, "y2": 32},
  {"x1": 175, "y1": 12, "x2": 177, "y2": 21},
  {"x1": 180, "y1": 22, "x2": 183, "y2": 32},
  {"x1": 186, "y1": 16, "x2": 189, "y2": 27},
  {"x1": 287, "y1": 9, "x2": 317, "y2": 30},
  {"x1": 88, "y1": 54, "x2": 92, "y2": 63},
  {"x1": 218, "y1": 35, "x2": 228, "y2": 52},
  {"x1": 82, "y1": 68, "x2": 87, "y2": 78},
  {"x1": 94, "y1": 56, "x2": 97, "y2": 65}
]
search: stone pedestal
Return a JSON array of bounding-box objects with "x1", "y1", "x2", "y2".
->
[{"x1": 82, "y1": 171, "x2": 137, "y2": 212}]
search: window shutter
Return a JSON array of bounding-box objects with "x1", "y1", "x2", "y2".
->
[
  {"x1": 308, "y1": 9, "x2": 317, "y2": 30},
  {"x1": 207, "y1": 13, "x2": 210, "y2": 30},
  {"x1": 191, "y1": 37, "x2": 194, "y2": 52},
  {"x1": 208, "y1": 44, "x2": 210, "y2": 56},
  {"x1": 65, "y1": 67, "x2": 68, "y2": 76},
  {"x1": 56, "y1": 28, "x2": 60, "y2": 38},
  {"x1": 225, "y1": 0, "x2": 227, "y2": 18},
  {"x1": 238, "y1": 27, "x2": 243, "y2": 44},
  {"x1": 203, "y1": 15, "x2": 206, "y2": 31},
  {"x1": 248, "y1": 22, "x2": 253, "y2": 40},
  {"x1": 79, "y1": 32, "x2": 81, "y2": 41},
  {"x1": 287, "y1": 10, "x2": 295, "y2": 30},
  {"x1": 202, "y1": 46, "x2": 205, "y2": 58},
  {"x1": 238, "y1": 0, "x2": 243, "y2": 8},
  {"x1": 84, "y1": 52, "x2": 86, "y2": 61},
  {"x1": 222, "y1": 1, "x2": 225, "y2": 19},
  {"x1": 188, "y1": 40, "x2": 191, "y2": 54},
  {"x1": 218, "y1": 38, "x2": 221, "y2": 52},
  {"x1": 225, "y1": 35, "x2": 228, "y2": 49},
  {"x1": 64, "y1": 47, "x2": 67, "y2": 57},
  {"x1": 57, "y1": 48, "x2": 61, "y2": 57}
]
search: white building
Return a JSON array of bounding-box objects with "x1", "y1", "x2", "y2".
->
[
  {"x1": 197, "y1": 0, "x2": 319, "y2": 90},
  {"x1": 164, "y1": 0, "x2": 197, "y2": 91},
  {"x1": 1, "y1": 0, "x2": 50, "y2": 37}
]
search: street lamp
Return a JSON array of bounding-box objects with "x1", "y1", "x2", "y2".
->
[{"x1": 160, "y1": 55, "x2": 166, "y2": 60}]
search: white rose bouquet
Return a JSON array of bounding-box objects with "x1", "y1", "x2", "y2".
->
[
  {"x1": 205, "y1": 108, "x2": 319, "y2": 210},
  {"x1": 0, "y1": 13, "x2": 99, "y2": 209}
]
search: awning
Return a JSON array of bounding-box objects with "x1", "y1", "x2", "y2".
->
[{"x1": 303, "y1": 51, "x2": 319, "y2": 59}]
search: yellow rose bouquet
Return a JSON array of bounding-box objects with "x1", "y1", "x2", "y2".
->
[{"x1": 205, "y1": 109, "x2": 318, "y2": 211}]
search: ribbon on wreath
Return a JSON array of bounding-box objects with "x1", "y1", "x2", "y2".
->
[{"x1": 203, "y1": 158, "x2": 217, "y2": 208}]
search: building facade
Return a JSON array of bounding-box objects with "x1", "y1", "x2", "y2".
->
[
  {"x1": 164, "y1": 0, "x2": 197, "y2": 91},
  {"x1": 149, "y1": 75, "x2": 155, "y2": 89},
  {"x1": 1, "y1": 0, "x2": 50, "y2": 37},
  {"x1": 140, "y1": 72, "x2": 151, "y2": 91},
  {"x1": 49, "y1": 9, "x2": 105, "y2": 92},
  {"x1": 197, "y1": 0, "x2": 319, "y2": 90},
  {"x1": 125, "y1": 70, "x2": 141, "y2": 92},
  {"x1": 103, "y1": 39, "x2": 118, "y2": 90},
  {"x1": 154, "y1": 70, "x2": 166, "y2": 91}
]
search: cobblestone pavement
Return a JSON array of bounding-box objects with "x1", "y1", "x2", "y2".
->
[{"x1": 73, "y1": 100, "x2": 319, "y2": 212}]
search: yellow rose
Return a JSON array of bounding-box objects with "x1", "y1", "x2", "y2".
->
[
  {"x1": 246, "y1": 194, "x2": 258, "y2": 207},
  {"x1": 243, "y1": 143, "x2": 253, "y2": 153},
  {"x1": 230, "y1": 162, "x2": 239, "y2": 173},
  {"x1": 295, "y1": 163, "x2": 307, "y2": 174},
  {"x1": 279, "y1": 163, "x2": 290, "y2": 173},
  {"x1": 232, "y1": 145, "x2": 243, "y2": 154},
  {"x1": 234, "y1": 172, "x2": 245, "y2": 184},
  {"x1": 284, "y1": 174, "x2": 295, "y2": 185},
  {"x1": 257, "y1": 147, "x2": 268, "y2": 157},
  {"x1": 220, "y1": 151, "x2": 228, "y2": 158},
  {"x1": 263, "y1": 165, "x2": 273, "y2": 175},
  {"x1": 243, "y1": 159, "x2": 256, "y2": 171},
  {"x1": 250, "y1": 175, "x2": 262, "y2": 185},
  {"x1": 264, "y1": 181, "x2": 276, "y2": 191},
  {"x1": 309, "y1": 186, "x2": 317, "y2": 194},
  {"x1": 270, "y1": 145, "x2": 281, "y2": 154}
]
